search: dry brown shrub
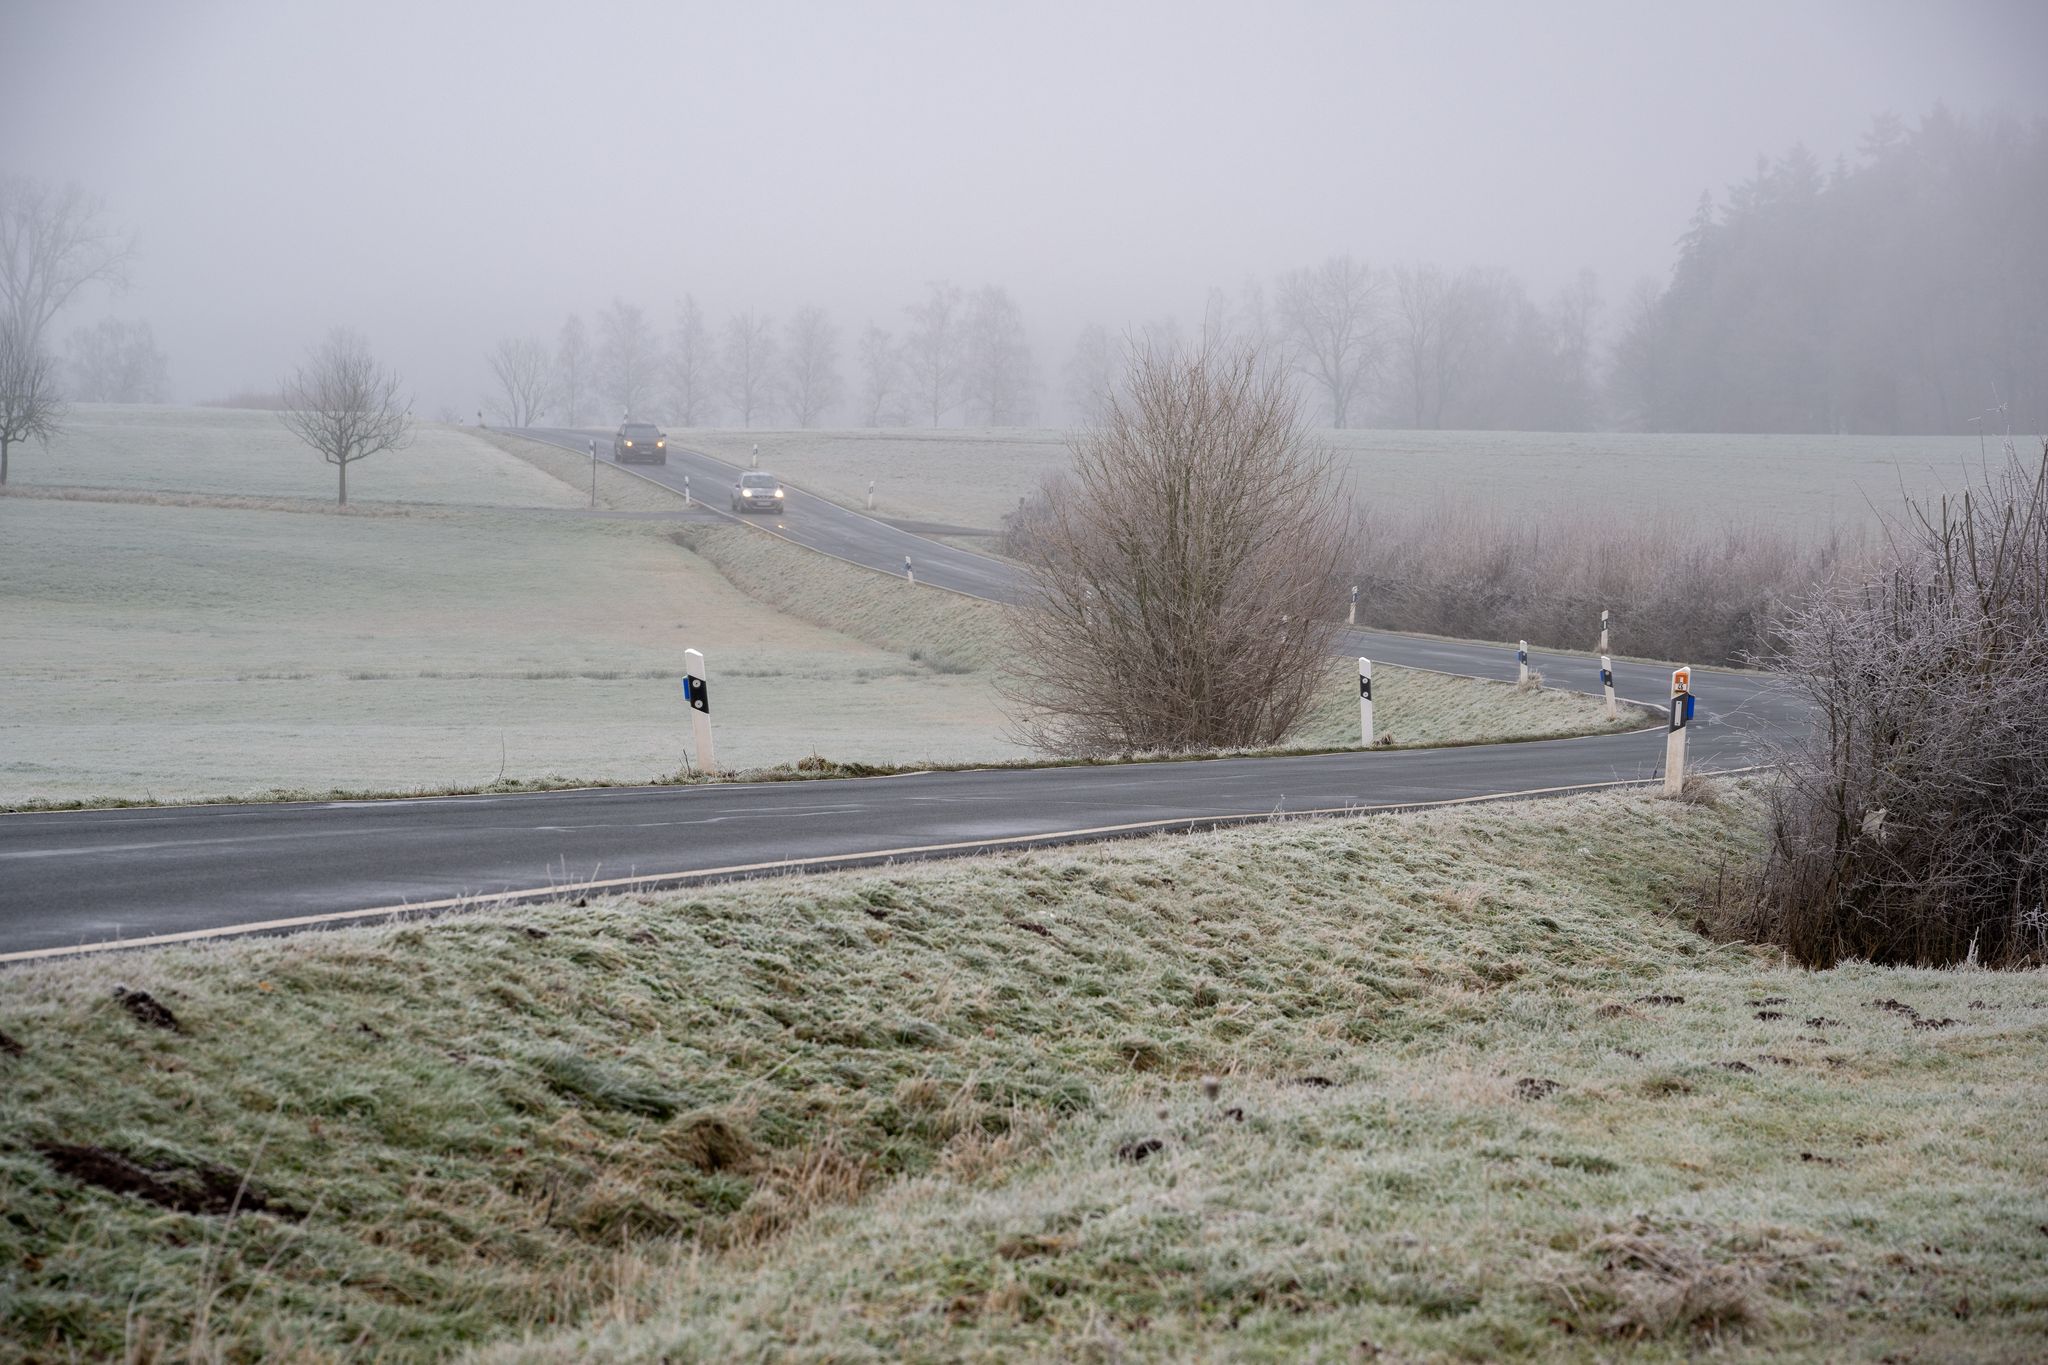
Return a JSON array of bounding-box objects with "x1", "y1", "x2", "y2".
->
[{"x1": 1006, "y1": 343, "x2": 1354, "y2": 754}]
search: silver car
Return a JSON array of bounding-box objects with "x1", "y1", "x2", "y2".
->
[{"x1": 731, "y1": 472, "x2": 785, "y2": 513}]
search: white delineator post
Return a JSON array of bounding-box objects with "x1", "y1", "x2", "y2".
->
[
  {"x1": 1600, "y1": 654, "x2": 1618, "y2": 721},
  {"x1": 588, "y1": 438, "x2": 597, "y2": 509},
  {"x1": 751, "y1": 442, "x2": 759, "y2": 469},
  {"x1": 904, "y1": 554, "x2": 914, "y2": 585},
  {"x1": 683, "y1": 474, "x2": 691, "y2": 507},
  {"x1": 683, "y1": 648, "x2": 716, "y2": 773},
  {"x1": 1358, "y1": 656, "x2": 1375, "y2": 745},
  {"x1": 1348, "y1": 584, "x2": 1358, "y2": 626},
  {"x1": 1517, "y1": 640, "x2": 1530, "y2": 686},
  {"x1": 1663, "y1": 665, "x2": 1693, "y2": 796},
  {"x1": 867, "y1": 479, "x2": 876, "y2": 510},
  {"x1": 1599, "y1": 609, "x2": 1610, "y2": 655}
]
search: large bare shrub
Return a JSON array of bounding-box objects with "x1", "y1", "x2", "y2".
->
[
  {"x1": 279, "y1": 329, "x2": 411, "y2": 506},
  {"x1": 1008, "y1": 344, "x2": 1353, "y2": 754},
  {"x1": 1735, "y1": 440, "x2": 2048, "y2": 967}
]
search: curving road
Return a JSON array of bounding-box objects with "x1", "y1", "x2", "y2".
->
[{"x1": 0, "y1": 433, "x2": 1796, "y2": 961}]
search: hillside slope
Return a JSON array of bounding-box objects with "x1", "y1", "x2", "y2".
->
[{"x1": 3, "y1": 782, "x2": 2041, "y2": 1361}]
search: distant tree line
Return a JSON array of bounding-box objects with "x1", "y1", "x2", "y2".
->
[
  {"x1": 1614, "y1": 109, "x2": 2048, "y2": 435},
  {"x1": 488, "y1": 282, "x2": 1040, "y2": 431},
  {"x1": 485, "y1": 105, "x2": 2043, "y2": 436},
  {"x1": 1063, "y1": 260, "x2": 1606, "y2": 432}
]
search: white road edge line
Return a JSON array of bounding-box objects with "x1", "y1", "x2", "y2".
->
[{"x1": 1, "y1": 767, "x2": 1765, "y2": 963}]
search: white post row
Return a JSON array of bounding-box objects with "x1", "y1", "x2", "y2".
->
[
  {"x1": 1600, "y1": 654, "x2": 1618, "y2": 721},
  {"x1": 1517, "y1": 640, "x2": 1530, "y2": 686},
  {"x1": 867, "y1": 480, "x2": 876, "y2": 510},
  {"x1": 1663, "y1": 665, "x2": 1693, "y2": 796},
  {"x1": 1348, "y1": 584, "x2": 1358, "y2": 626},
  {"x1": 683, "y1": 648, "x2": 716, "y2": 774},
  {"x1": 905, "y1": 554, "x2": 914, "y2": 585},
  {"x1": 1358, "y1": 656, "x2": 1375, "y2": 745}
]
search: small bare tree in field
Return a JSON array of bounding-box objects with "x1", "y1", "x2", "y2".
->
[
  {"x1": 279, "y1": 329, "x2": 411, "y2": 506},
  {"x1": 484, "y1": 335, "x2": 550, "y2": 426},
  {"x1": 1008, "y1": 343, "x2": 1354, "y2": 754},
  {"x1": 1729, "y1": 439, "x2": 2048, "y2": 967},
  {"x1": 0, "y1": 320, "x2": 63, "y2": 484}
]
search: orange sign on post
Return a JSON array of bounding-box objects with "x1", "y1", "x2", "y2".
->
[{"x1": 1664, "y1": 665, "x2": 1693, "y2": 795}]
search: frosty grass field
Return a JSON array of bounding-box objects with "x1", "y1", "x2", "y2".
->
[
  {"x1": 679, "y1": 426, "x2": 2001, "y2": 536},
  {"x1": 0, "y1": 410, "x2": 1619, "y2": 803}
]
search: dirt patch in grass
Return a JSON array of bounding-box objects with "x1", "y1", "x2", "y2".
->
[{"x1": 36, "y1": 1142, "x2": 302, "y2": 1220}]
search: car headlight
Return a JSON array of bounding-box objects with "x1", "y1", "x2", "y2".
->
[
  {"x1": 623, "y1": 440, "x2": 634, "y2": 447},
  {"x1": 656, "y1": 440, "x2": 665, "y2": 448},
  {"x1": 773, "y1": 488, "x2": 784, "y2": 498}
]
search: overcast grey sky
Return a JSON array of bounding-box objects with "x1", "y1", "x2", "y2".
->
[{"x1": 4, "y1": 0, "x2": 2044, "y2": 415}]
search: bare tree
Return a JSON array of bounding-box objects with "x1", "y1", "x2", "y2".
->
[
  {"x1": 597, "y1": 299, "x2": 657, "y2": 420},
  {"x1": 667, "y1": 294, "x2": 718, "y2": 426},
  {"x1": 66, "y1": 317, "x2": 168, "y2": 403},
  {"x1": 780, "y1": 305, "x2": 843, "y2": 428},
  {"x1": 0, "y1": 320, "x2": 63, "y2": 484},
  {"x1": 902, "y1": 280, "x2": 962, "y2": 427},
  {"x1": 720, "y1": 310, "x2": 777, "y2": 427},
  {"x1": 1008, "y1": 343, "x2": 1354, "y2": 754},
  {"x1": 1062, "y1": 323, "x2": 1116, "y2": 425},
  {"x1": 856, "y1": 323, "x2": 902, "y2": 427},
  {"x1": 0, "y1": 176, "x2": 133, "y2": 345},
  {"x1": 278, "y1": 328, "x2": 412, "y2": 506},
  {"x1": 1390, "y1": 264, "x2": 1471, "y2": 429},
  {"x1": 484, "y1": 335, "x2": 550, "y2": 426},
  {"x1": 961, "y1": 285, "x2": 1036, "y2": 425},
  {"x1": 554, "y1": 313, "x2": 591, "y2": 426},
  {"x1": 1275, "y1": 255, "x2": 1384, "y2": 427}
]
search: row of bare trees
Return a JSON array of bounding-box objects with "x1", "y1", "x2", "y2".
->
[
  {"x1": 1064, "y1": 257, "x2": 1604, "y2": 431},
  {"x1": 486, "y1": 282, "x2": 1039, "y2": 431}
]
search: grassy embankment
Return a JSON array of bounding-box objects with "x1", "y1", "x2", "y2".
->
[{"x1": 2, "y1": 781, "x2": 2042, "y2": 1361}]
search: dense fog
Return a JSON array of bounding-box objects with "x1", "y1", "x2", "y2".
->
[{"x1": 3, "y1": 0, "x2": 2044, "y2": 430}]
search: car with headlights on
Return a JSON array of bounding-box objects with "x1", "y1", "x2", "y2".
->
[
  {"x1": 612, "y1": 422, "x2": 666, "y2": 464},
  {"x1": 731, "y1": 471, "x2": 785, "y2": 513}
]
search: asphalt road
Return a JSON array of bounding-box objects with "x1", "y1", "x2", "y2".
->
[
  {"x1": 521, "y1": 428, "x2": 1024, "y2": 601},
  {"x1": 0, "y1": 433, "x2": 1797, "y2": 960}
]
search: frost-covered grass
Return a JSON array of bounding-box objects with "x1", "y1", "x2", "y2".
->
[
  {"x1": 1, "y1": 418, "x2": 1626, "y2": 806},
  {"x1": 670, "y1": 427, "x2": 1992, "y2": 535},
  {"x1": 4, "y1": 782, "x2": 2042, "y2": 1362},
  {"x1": 0, "y1": 497, "x2": 1025, "y2": 802},
  {"x1": 11, "y1": 406, "x2": 584, "y2": 508}
]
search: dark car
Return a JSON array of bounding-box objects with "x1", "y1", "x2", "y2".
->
[
  {"x1": 612, "y1": 422, "x2": 666, "y2": 464},
  {"x1": 731, "y1": 471, "x2": 785, "y2": 514}
]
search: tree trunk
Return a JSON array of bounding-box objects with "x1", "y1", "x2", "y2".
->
[
  {"x1": 338, "y1": 457, "x2": 347, "y2": 507},
  {"x1": 1, "y1": 434, "x2": 9, "y2": 485}
]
